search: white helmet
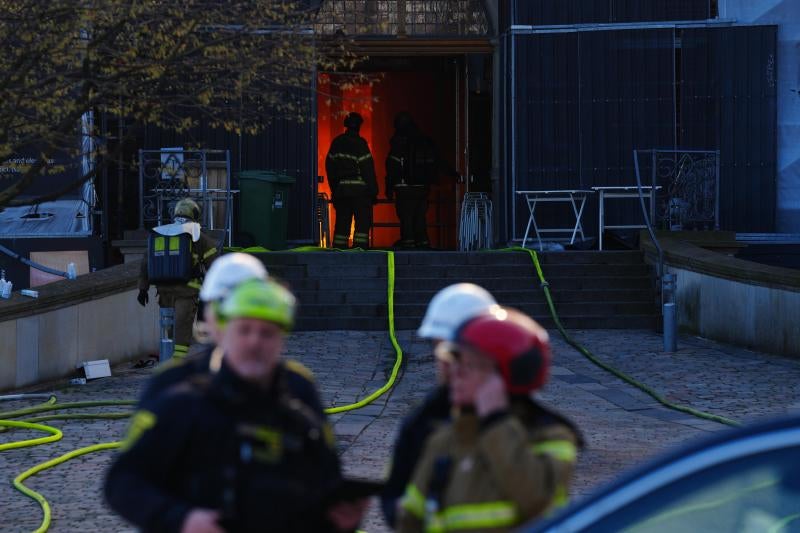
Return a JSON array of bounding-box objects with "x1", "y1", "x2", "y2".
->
[
  {"x1": 199, "y1": 253, "x2": 268, "y2": 302},
  {"x1": 417, "y1": 283, "x2": 497, "y2": 341}
]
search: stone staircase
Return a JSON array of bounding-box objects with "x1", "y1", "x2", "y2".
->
[{"x1": 252, "y1": 251, "x2": 658, "y2": 331}]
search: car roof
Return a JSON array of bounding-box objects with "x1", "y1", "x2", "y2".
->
[{"x1": 524, "y1": 413, "x2": 800, "y2": 532}]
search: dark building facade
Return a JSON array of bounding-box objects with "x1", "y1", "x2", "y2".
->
[{"x1": 136, "y1": 0, "x2": 777, "y2": 249}]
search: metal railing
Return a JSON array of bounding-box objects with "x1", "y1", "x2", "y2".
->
[
  {"x1": 138, "y1": 149, "x2": 234, "y2": 246},
  {"x1": 458, "y1": 192, "x2": 493, "y2": 251},
  {"x1": 633, "y1": 148, "x2": 719, "y2": 352}
]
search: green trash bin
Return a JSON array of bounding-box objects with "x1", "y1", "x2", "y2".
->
[{"x1": 238, "y1": 170, "x2": 296, "y2": 250}]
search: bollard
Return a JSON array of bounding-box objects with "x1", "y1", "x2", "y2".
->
[
  {"x1": 662, "y1": 273, "x2": 677, "y2": 352},
  {"x1": 663, "y1": 302, "x2": 677, "y2": 353},
  {"x1": 159, "y1": 307, "x2": 176, "y2": 363}
]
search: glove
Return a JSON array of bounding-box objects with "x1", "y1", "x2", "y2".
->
[{"x1": 137, "y1": 289, "x2": 149, "y2": 307}]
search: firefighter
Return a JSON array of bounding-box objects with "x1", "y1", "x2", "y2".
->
[
  {"x1": 105, "y1": 279, "x2": 368, "y2": 533},
  {"x1": 381, "y1": 283, "x2": 497, "y2": 527},
  {"x1": 398, "y1": 307, "x2": 582, "y2": 533},
  {"x1": 325, "y1": 112, "x2": 378, "y2": 249},
  {"x1": 385, "y1": 112, "x2": 439, "y2": 249},
  {"x1": 138, "y1": 198, "x2": 219, "y2": 358},
  {"x1": 137, "y1": 252, "x2": 269, "y2": 407}
]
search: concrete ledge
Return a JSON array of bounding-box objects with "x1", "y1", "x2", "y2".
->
[
  {"x1": 0, "y1": 261, "x2": 159, "y2": 391},
  {"x1": 641, "y1": 231, "x2": 800, "y2": 293},
  {"x1": 641, "y1": 232, "x2": 800, "y2": 356},
  {"x1": 0, "y1": 262, "x2": 142, "y2": 322}
]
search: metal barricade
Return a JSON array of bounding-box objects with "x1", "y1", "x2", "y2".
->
[{"x1": 458, "y1": 193, "x2": 493, "y2": 251}]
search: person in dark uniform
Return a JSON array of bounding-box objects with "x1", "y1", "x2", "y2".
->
[
  {"x1": 105, "y1": 279, "x2": 367, "y2": 533},
  {"x1": 385, "y1": 112, "x2": 439, "y2": 249},
  {"x1": 138, "y1": 198, "x2": 219, "y2": 358},
  {"x1": 325, "y1": 112, "x2": 377, "y2": 249},
  {"x1": 137, "y1": 252, "x2": 270, "y2": 408}
]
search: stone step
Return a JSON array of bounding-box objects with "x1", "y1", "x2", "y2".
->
[
  {"x1": 394, "y1": 288, "x2": 653, "y2": 305},
  {"x1": 256, "y1": 252, "x2": 387, "y2": 266},
  {"x1": 295, "y1": 301, "x2": 656, "y2": 322},
  {"x1": 393, "y1": 250, "x2": 644, "y2": 266},
  {"x1": 393, "y1": 276, "x2": 653, "y2": 291},
  {"x1": 536, "y1": 251, "x2": 644, "y2": 265},
  {"x1": 294, "y1": 314, "x2": 658, "y2": 331}
]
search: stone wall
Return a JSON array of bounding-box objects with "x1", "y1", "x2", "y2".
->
[
  {"x1": 0, "y1": 262, "x2": 159, "y2": 391},
  {"x1": 642, "y1": 233, "x2": 800, "y2": 356}
]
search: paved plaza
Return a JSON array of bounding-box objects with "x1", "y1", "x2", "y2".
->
[{"x1": 2, "y1": 329, "x2": 800, "y2": 532}]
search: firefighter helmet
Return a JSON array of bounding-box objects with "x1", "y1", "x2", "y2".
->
[
  {"x1": 454, "y1": 307, "x2": 551, "y2": 395},
  {"x1": 199, "y1": 253, "x2": 269, "y2": 303},
  {"x1": 344, "y1": 112, "x2": 363, "y2": 130},
  {"x1": 174, "y1": 198, "x2": 201, "y2": 222},
  {"x1": 218, "y1": 279, "x2": 296, "y2": 331},
  {"x1": 417, "y1": 283, "x2": 497, "y2": 341}
]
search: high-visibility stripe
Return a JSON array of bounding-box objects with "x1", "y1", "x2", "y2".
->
[
  {"x1": 389, "y1": 155, "x2": 403, "y2": 164},
  {"x1": 548, "y1": 485, "x2": 569, "y2": 513},
  {"x1": 532, "y1": 440, "x2": 577, "y2": 463},
  {"x1": 122, "y1": 410, "x2": 156, "y2": 451},
  {"x1": 173, "y1": 344, "x2": 189, "y2": 359},
  {"x1": 400, "y1": 484, "x2": 426, "y2": 519},
  {"x1": 430, "y1": 501, "x2": 519, "y2": 532},
  {"x1": 168, "y1": 236, "x2": 181, "y2": 256},
  {"x1": 187, "y1": 280, "x2": 202, "y2": 290},
  {"x1": 329, "y1": 153, "x2": 368, "y2": 162},
  {"x1": 154, "y1": 236, "x2": 166, "y2": 256},
  {"x1": 338, "y1": 179, "x2": 366, "y2": 186},
  {"x1": 203, "y1": 248, "x2": 217, "y2": 260}
]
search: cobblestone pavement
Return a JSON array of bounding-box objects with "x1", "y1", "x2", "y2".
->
[{"x1": 2, "y1": 329, "x2": 800, "y2": 532}]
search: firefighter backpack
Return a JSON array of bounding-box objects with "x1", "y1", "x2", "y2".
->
[{"x1": 147, "y1": 231, "x2": 193, "y2": 283}]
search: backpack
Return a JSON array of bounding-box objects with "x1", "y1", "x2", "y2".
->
[{"x1": 147, "y1": 231, "x2": 193, "y2": 283}]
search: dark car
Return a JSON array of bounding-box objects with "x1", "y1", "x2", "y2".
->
[{"x1": 523, "y1": 415, "x2": 800, "y2": 533}]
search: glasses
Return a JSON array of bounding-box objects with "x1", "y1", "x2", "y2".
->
[{"x1": 435, "y1": 343, "x2": 495, "y2": 374}]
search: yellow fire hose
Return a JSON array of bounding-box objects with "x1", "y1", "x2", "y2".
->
[
  {"x1": 1, "y1": 246, "x2": 739, "y2": 533},
  {"x1": 0, "y1": 249, "x2": 403, "y2": 532}
]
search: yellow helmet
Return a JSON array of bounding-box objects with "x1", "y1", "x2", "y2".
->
[
  {"x1": 174, "y1": 198, "x2": 201, "y2": 222},
  {"x1": 218, "y1": 279, "x2": 296, "y2": 331}
]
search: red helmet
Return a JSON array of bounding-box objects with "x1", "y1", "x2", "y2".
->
[{"x1": 454, "y1": 307, "x2": 551, "y2": 395}]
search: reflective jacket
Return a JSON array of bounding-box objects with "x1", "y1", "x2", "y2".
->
[
  {"x1": 325, "y1": 131, "x2": 377, "y2": 200},
  {"x1": 397, "y1": 398, "x2": 581, "y2": 533},
  {"x1": 386, "y1": 131, "x2": 438, "y2": 192},
  {"x1": 105, "y1": 355, "x2": 342, "y2": 533},
  {"x1": 382, "y1": 385, "x2": 451, "y2": 527}
]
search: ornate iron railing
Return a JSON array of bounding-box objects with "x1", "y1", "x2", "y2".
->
[
  {"x1": 635, "y1": 149, "x2": 720, "y2": 232},
  {"x1": 138, "y1": 149, "x2": 233, "y2": 244}
]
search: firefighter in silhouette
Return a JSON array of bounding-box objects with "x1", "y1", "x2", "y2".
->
[
  {"x1": 138, "y1": 198, "x2": 219, "y2": 358},
  {"x1": 325, "y1": 112, "x2": 378, "y2": 249},
  {"x1": 385, "y1": 112, "x2": 440, "y2": 249}
]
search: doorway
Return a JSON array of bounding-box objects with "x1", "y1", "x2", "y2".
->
[{"x1": 317, "y1": 54, "x2": 492, "y2": 249}]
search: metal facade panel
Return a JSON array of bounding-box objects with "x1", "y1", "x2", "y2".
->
[
  {"x1": 681, "y1": 26, "x2": 777, "y2": 231},
  {"x1": 512, "y1": 33, "x2": 581, "y2": 238},
  {"x1": 510, "y1": 29, "x2": 676, "y2": 240},
  {"x1": 579, "y1": 29, "x2": 676, "y2": 229},
  {"x1": 514, "y1": 0, "x2": 709, "y2": 26},
  {"x1": 515, "y1": 0, "x2": 609, "y2": 26},
  {"x1": 611, "y1": 0, "x2": 710, "y2": 23}
]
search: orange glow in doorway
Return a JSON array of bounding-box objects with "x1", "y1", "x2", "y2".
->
[{"x1": 317, "y1": 71, "x2": 458, "y2": 249}]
